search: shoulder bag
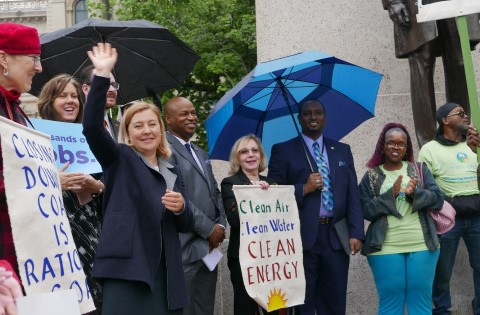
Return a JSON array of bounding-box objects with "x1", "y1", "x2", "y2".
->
[{"x1": 414, "y1": 162, "x2": 455, "y2": 234}]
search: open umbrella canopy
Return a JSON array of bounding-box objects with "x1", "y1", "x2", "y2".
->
[
  {"x1": 205, "y1": 51, "x2": 383, "y2": 161},
  {"x1": 31, "y1": 18, "x2": 200, "y2": 104}
]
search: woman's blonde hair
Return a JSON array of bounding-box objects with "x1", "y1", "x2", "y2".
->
[
  {"x1": 228, "y1": 134, "x2": 267, "y2": 175},
  {"x1": 37, "y1": 74, "x2": 83, "y2": 123},
  {"x1": 118, "y1": 102, "x2": 171, "y2": 159}
]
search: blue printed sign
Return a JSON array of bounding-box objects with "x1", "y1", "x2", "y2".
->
[{"x1": 31, "y1": 119, "x2": 101, "y2": 174}]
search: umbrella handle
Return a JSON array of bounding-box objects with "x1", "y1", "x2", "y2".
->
[{"x1": 277, "y1": 78, "x2": 315, "y2": 172}]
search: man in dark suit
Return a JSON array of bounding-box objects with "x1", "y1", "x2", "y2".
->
[
  {"x1": 268, "y1": 99, "x2": 364, "y2": 315},
  {"x1": 79, "y1": 64, "x2": 120, "y2": 140},
  {"x1": 382, "y1": 0, "x2": 480, "y2": 146},
  {"x1": 164, "y1": 96, "x2": 226, "y2": 315}
]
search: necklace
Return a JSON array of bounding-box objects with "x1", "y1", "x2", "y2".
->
[{"x1": 246, "y1": 174, "x2": 260, "y2": 182}]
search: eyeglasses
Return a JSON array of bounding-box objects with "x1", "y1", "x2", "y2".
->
[
  {"x1": 85, "y1": 82, "x2": 120, "y2": 90},
  {"x1": 445, "y1": 111, "x2": 467, "y2": 118},
  {"x1": 239, "y1": 148, "x2": 260, "y2": 155},
  {"x1": 109, "y1": 82, "x2": 120, "y2": 90},
  {"x1": 26, "y1": 55, "x2": 41, "y2": 66},
  {"x1": 384, "y1": 141, "x2": 407, "y2": 149}
]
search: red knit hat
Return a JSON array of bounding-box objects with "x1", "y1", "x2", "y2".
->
[{"x1": 0, "y1": 23, "x2": 41, "y2": 55}]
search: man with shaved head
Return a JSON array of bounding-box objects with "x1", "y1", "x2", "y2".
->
[{"x1": 164, "y1": 96, "x2": 226, "y2": 315}]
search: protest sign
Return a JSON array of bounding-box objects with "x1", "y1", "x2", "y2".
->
[
  {"x1": 233, "y1": 185, "x2": 305, "y2": 311},
  {"x1": 31, "y1": 118, "x2": 101, "y2": 174},
  {"x1": 417, "y1": 0, "x2": 480, "y2": 22},
  {"x1": 17, "y1": 289, "x2": 81, "y2": 315},
  {"x1": 0, "y1": 116, "x2": 95, "y2": 314}
]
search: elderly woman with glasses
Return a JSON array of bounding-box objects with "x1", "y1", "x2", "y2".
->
[
  {"x1": 221, "y1": 134, "x2": 290, "y2": 315},
  {"x1": 359, "y1": 122, "x2": 444, "y2": 314},
  {"x1": 0, "y1": 22, "x2": 42, "y2": 275}
]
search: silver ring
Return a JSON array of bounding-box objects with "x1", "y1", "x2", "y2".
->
[{"x1": 315, "y1": 179, "x2": 320, "y2": 184}]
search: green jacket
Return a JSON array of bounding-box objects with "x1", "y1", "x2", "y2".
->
[{"x1": 359, "y1": 162, "x2": 444, "y2": 255}]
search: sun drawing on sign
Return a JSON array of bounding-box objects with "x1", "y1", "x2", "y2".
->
[{"x1": 267, "y1": 287, "x2": 288, "y2": 311}]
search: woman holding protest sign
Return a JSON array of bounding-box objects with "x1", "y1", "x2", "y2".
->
[
  {"x1": 0, "y1": 22, "x2": 42, "y2": 276},
  {"x1": 82, "y1": 43, "x2": 193, "y2": 315},
  {"x1": 37, "y1": 74, "x2": 104, "y2": 313},
  {"x1": 221, "y1": 134, "x2": 288, "y2": 315}
]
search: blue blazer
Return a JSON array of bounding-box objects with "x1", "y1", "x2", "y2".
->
[
  {"x1": 83, "y1": 76, "x2": 194, "y2": 310},
  {"x1": 268, "y1": 136, "x2": 364, "y2": 251}
]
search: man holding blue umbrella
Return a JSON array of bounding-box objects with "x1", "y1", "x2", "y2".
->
[{"x1": 268, "y1": 99, "x2": 364, "y2": 315}]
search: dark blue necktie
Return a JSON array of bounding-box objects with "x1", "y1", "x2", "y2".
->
[
  {"x1": 184, "y1": 143, "x2": 194, "y2": 156},
  {"x1": 313, "y1": 142, "x2": 333, "y2": 211}
]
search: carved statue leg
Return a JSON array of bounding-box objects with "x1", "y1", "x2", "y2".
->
[
  {"x1": 438, "y1": 18, "x2": 471, "y2": 115},
  {"x1": 408, "y1": 41, "x2": 437, "y2": 147}
]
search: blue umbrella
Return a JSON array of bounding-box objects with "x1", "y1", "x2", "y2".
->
[{"x1": 205, "y1": 51, "x2": 383, "y2": 161}]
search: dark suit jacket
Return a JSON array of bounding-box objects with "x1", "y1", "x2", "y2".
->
[
  {"x1": 106, "y1": 114, "x2": 120, "y2": 141},
  {"x1": 167, "y1": 133, "x2": 226, "y2": 264},
  {"x1": 268, "y1": 136, "x2": 364, "y2": 251},
  {"x1": 83, "y1": 76, "x2": 194, "y2": 310},
  {"x1": 221, "y1": 170, "x2": 276, "y2": 259}
]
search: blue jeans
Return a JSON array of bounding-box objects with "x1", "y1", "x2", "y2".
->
[
  {"x1": 368, "y1": 250, "x2": 439, "y2": 315},
  {"x1": 433, "y1": 215, "x2": 480, "y2": 315}
]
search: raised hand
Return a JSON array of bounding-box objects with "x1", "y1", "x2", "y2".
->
[{"x1": 86, "y1": 42, "x2": 118, "y2": 78}]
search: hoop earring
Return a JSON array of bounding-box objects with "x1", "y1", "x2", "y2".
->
[{"x1": 3, "y1": 68, "x2": 8, "y2": 77}]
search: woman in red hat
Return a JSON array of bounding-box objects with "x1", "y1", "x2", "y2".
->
[{"x1": 0, "y1": 22, "x2": 42, "y2": 276}]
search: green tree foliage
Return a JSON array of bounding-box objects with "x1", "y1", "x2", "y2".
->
[{"x1": 89, "y1": 0, "x2": 257, "y2": 150}]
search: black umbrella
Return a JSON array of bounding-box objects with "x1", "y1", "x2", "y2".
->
[{"x1": 31, "y1": 18, "x2": 200, "y2": 104}]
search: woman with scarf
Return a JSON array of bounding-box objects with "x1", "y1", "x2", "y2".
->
[{"x1": 0, "y1": 22, "x2": 42, "y2": 275}]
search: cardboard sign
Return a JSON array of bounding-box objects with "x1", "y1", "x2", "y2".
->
[
  {"x1": 31, "y1": 118, "x2": 101, "y2": 174},
  {"x1": 417, "y1": 0, "x2": 480, "y2": 22},
  {"x1": 0, "y1": 116, "x2": 95, "y2": 314},
  {"x1": 17, "y1": 289, "x2": 81, "y2": 315},
  {"x1": 233, "y1": 185, "x2": 305, "y2": 311}
]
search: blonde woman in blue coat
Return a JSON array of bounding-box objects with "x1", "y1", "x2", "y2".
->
[{"x1": 82, "y1": 43, "x2": 193, "y2": 315}]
